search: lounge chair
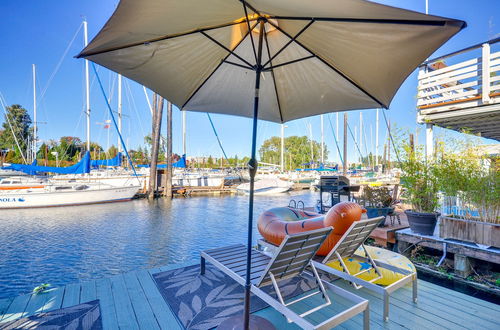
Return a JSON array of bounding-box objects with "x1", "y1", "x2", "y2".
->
[
  {"x1": 311, "y1": 216, "x2": 417, "y2": 322},
  {"x1": 201, "y1": 227, "x2": 370, "y2": 329}
]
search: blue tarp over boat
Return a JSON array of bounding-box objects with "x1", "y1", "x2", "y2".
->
[
  {"x1": 91, "y1": 152, "x2": 122, "y2": 168},
  {"x1": 137, "y1": 154, "x2": 186, "y2": 169},
  {"x1": 2, "y1": 151, "x2": 91, "y2": 175}
]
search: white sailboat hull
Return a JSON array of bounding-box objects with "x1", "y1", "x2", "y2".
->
[
  {"x1": 0, "y1": 185, "x2": 140, "y2": 209},
  {"x1": 236, "y1": 178, "x2": 293, "y2": 195}
]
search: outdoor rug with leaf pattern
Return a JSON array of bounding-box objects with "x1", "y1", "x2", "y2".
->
[
  {"x1": 0, "y1": 299, "x2": 102, "y2": 330},
  {"x1": 153, "y1": 264, "x2": 325, "y2": 329}
]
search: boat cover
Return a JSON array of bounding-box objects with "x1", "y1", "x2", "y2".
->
[
  {"x1": 91, "y1": 152, "x2": 122, "y2": 168},
  {"x1": 3, "y1": 151, "x2": 91, "y2": 175}
]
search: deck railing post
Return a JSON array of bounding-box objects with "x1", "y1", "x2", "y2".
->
[{"x1": 481, "y1": 43, "x2": 491, "y2": 104}]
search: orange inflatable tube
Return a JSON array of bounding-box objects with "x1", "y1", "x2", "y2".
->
[{"x1": 257, "y1": 202, "x2": 365, "y2": 256}]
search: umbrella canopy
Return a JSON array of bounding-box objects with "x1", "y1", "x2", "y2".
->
[
  {"x1": 78, "y1": 0, "x2": 465, "y2": 123},
  {"x1": 79, "y1": 1, "x2": 465, "y2": 328}
]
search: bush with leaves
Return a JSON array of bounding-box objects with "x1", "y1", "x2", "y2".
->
[
  {"x1": 434, "y1": 141, "x2": 499, "y2": 224},
  {"x1": 399, "y1": 141, "x2": 439, "y2": 213},
  {"x1": 359, "y1": 186, "x2": 393, "y2": 208}
]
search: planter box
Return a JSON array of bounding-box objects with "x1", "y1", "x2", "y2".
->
[{"x1": 440, "y1": 216, "x2": 500, "y2": 248}]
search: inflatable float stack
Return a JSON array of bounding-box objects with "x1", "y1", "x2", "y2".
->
[
  {"x1": 257, "y1": 201, "x2": 416, "y2": 286},
  {"x1": 257, "y1": 201, "x2": 365, "y2": 256}
]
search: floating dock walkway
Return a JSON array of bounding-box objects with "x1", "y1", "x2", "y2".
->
[{"x1": 1, "y1": 262, "x2": 498, "y2": 329}]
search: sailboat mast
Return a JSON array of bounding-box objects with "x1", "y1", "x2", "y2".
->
[
  {"x1": 182, "y1": 111, "x2": 186, "y2": 155},
  {"x1": 117, "y1": 74, "x2": 122, "y2": 152},
  {"x1": 375, "y1": 109, "x2": 379, "y2": 167},
  {"x1": 359, "y1": 112, "x2": 363, "y2": 161},
  {"x1": 320, "y1": 115, "x2": 324, "y2": 164},
  {"x1": 336, "y1": 112, "x2": 340, "y2": 163},
  {"x1": 308, "y1": 123, "x2": 313, "y2": 163},
  {"x1": 32, "y1": 64, "x2": 37, "y2": 163},
  {"x1": 83, "y1": 19, "x2": 91, "y2": 152},
  {"x1": 280, "y1": 123, "x2": 284, "y2": 171}
]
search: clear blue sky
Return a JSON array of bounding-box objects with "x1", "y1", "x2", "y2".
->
[{"x1": 0, "y1": 0, "x2": 498, "y2": 163}]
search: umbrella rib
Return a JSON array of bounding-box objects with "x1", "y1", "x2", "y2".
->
[
  {"x1": 200, "y1": 31, "x2": 254, "y2": 69},
  {"x1": 223, "y1": 60, "x2": 254, "y2": 70},
  {"x1": 261, "y1": 20, "x2": 315, "y2": 69},
  {"x1": 263, "y1": 55, "x2": 315, "y2": 71},
  {"x1": 77, "y1": 19, "x2": 257, "y2": 58},
  {"x1": 263, "y1": 31, "x2": 283, "y2": 123},
  {"x1": 267, "y1": 16, "x2": 463, "y2": 27},
  {"x1": 241, "y1": 0, "x2": 257, "y2": 62},
  {"x1": 237, "y1": 0, "x2": 261, "y2": 16},
  {"x1": 266, "y1": 20, "x2": 387, "y2": 108},
  {"x1": 181, "y1": 22, "x2": 258, "y2": 110}
]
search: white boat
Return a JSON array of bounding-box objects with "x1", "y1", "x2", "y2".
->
[
  {"x1": 236, "y1": 178, "x2": 293, "y2": 195},
  {"x1": 0, "y1": 176, "x2": 48, "y2": 190},
  {"x1": 52, "y1": 169, "x2": 147, "y2": 188},
  {"x1": 0, "y1": 183, "x2": 140, "y2": 209}
]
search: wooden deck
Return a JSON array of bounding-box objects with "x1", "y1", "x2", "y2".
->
[{"x1": 0, "y1": 262, "x2": 498, "y2": 329}]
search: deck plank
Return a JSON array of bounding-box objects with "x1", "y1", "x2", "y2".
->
[
  {"x1": 80, "y1": 280, "x2": 97, "y2": 303},
  {"x1": 96, "y1": 277, "x2": 119, "y2": 330},
  {"x1": 334, "y1": 280, "x2": 466, "y2": 329},
  {"x1": 61, "y1": 283, "x2": 81, "y2": 308},
  {"x1": 418, "y1": 279, "x2": 500, "y2": 311},
  {"x1": 392, "y1": 281, "x2": 499, "y2": 328},
  {"x1": 0, "y1": 297, "x2": 14, "y2": 321},
  {"x1": 140, "y1": 269, "x2": 183, "y2": 329},
  {"x1": 110, "y1": 274, "x2": 140, "y2": 330},
  {"x1": 122, "y1": 272, "x2": 160, "y2": 330},
  {"x1": 41, "y1": 287, "x2": 65, "y2": 312},
  {"x1": 0, "y1": 293, "x2": 31, "y2": 322}
]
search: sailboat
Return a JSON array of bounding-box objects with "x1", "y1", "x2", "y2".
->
[{"x1": 0, "y1": 152, "x2": 139, "y2": 208}]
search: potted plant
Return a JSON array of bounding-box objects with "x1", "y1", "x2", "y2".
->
[
  {"x1": 359, "y1": 186, "x2": 393, "y2": 226},
  {"x1": 434, "y1": 142, "x2": 500, "y2": 247},
  {"x1": 400, "y1": 141, "x2": 440, "y2": 235}
]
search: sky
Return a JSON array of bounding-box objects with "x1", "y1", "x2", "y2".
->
[{"x1": 0, "y1": 0, "x2": 498, "y2": 164}]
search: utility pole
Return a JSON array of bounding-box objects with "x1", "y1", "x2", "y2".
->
[
  {"x1": 32, "y1": 64, "x2": 37, "y2": 162},
  {"x1": 164, "y1": 101, "x2": 173, "y2": 198},
  {"x1": 148, "y1": 94, "x2": 164, "y2": 200},
  {"x1": 280, "y1": 123, "x2": 284, "y2": 171},
  {"x1": 117, "y1": 74, "x2": 122, "y2": 152},
  {"x1": 343, "y1": 113, "x2": 348, "y2": 174},
  {"x1": 83, "y1": 19, "x2": 91, "y2": 152}
]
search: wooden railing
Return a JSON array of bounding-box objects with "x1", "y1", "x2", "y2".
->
[{"x1": 417, "y1": 39, "x2": 500, "y2": 114}]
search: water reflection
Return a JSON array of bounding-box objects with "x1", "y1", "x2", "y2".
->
[{"x1": 0, "y1": 191, "x2": 317, "y2": 298}]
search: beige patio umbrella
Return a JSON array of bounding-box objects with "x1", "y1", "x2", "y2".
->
[{"x1": 78, "y1": 0, "x2": 465, "y2": 327}]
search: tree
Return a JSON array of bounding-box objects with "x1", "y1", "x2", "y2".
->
[
  {"x1": 0, "y1": 104, "x2": 33, "y2": 160},
  {"x1": 259, "y1": 135, "x2": 328, "y2": 170},
  {"x1": 55, "y1": 136, "x2": 84, "y2": 161},
  {"x1": 106, "y1": 145, "x2": 118, "y2": 159}
]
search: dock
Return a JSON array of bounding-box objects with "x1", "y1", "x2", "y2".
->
[{"x1": 1, "y1": 262, "x2": 498, "y2": 329}]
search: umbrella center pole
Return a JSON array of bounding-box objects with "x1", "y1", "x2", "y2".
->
[{"x1": 244, "y1": 18, "x2": 266, "y2": 330}]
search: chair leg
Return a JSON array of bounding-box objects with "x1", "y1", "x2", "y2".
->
[
  {"x1": 364, "y1": 306, "x2": 370, "y2": 330},
  {"x1": 383, "y1": 292, "x2": 389, "y2": 322},
  {"x1": 200, "y1": 256, "x2": 206, "y2": 275},
  {"x1": 412, "y1": 274, "x2": 418, "y2": 303}
]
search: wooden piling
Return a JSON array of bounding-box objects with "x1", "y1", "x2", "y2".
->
[
  {"x1": 148, "y1": 94, "x2": 164, "y2": 200},
  {"x1": 163, "y1": 102, "x2": 173, "y2": 197}
]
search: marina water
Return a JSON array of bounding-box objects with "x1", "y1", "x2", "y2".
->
[{"x1": 0, "y1": 191, "x2": 317, "y2": 298}]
